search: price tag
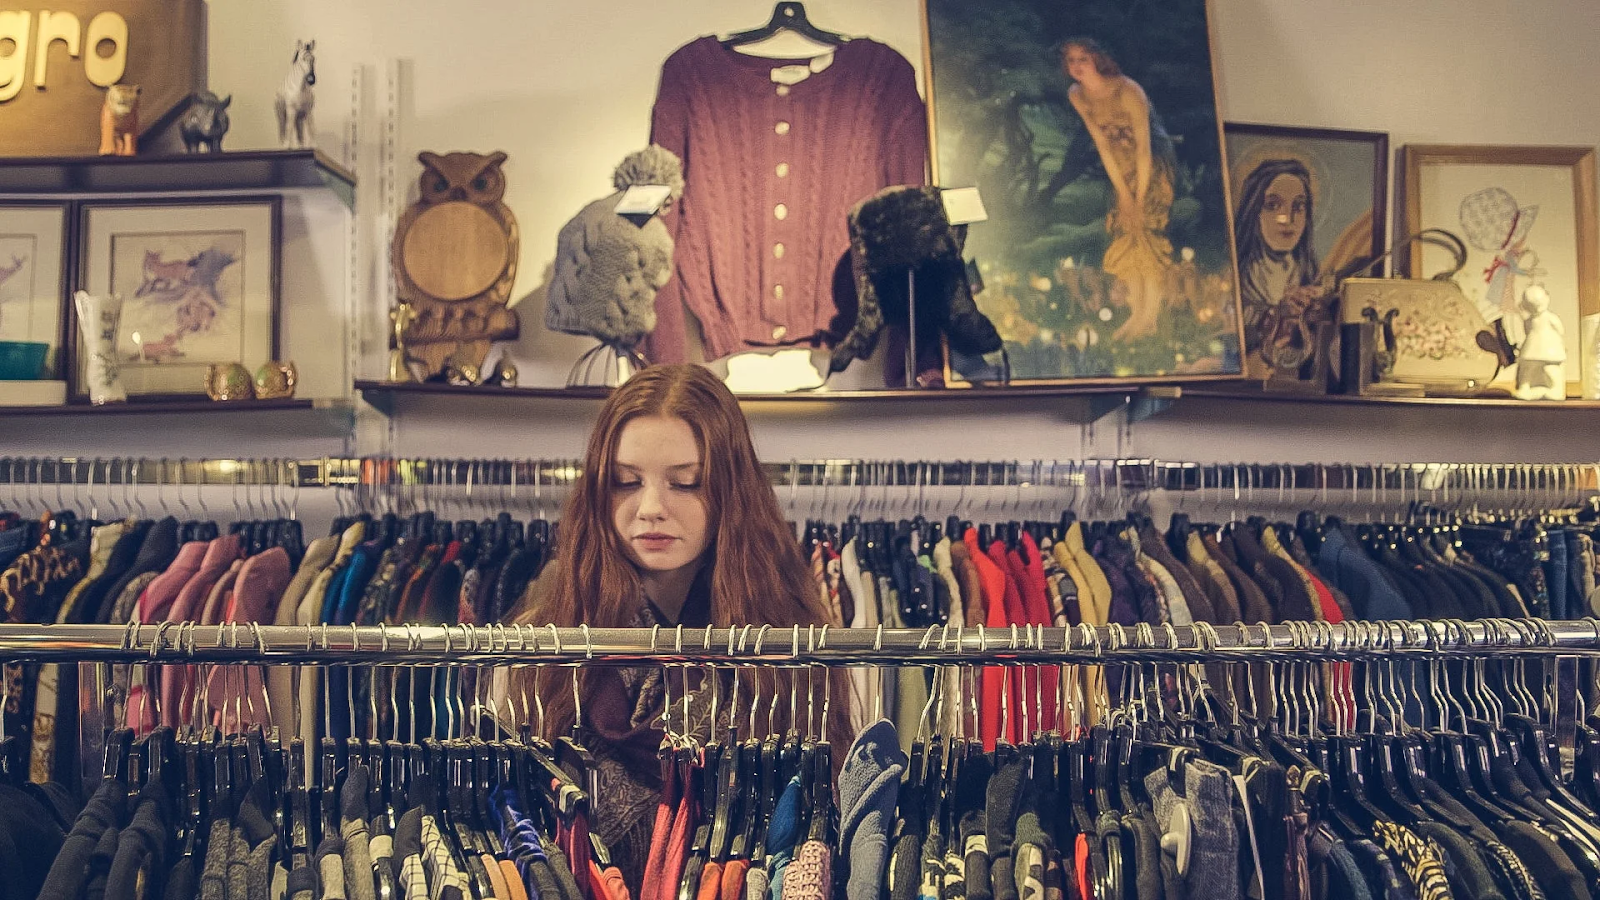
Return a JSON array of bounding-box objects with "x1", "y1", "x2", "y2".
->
[
  {"x1": 614, "y1": 185, "x2": 673, "y2": 216},
  {"x1": 941, "y1": 187, "x2": 989, "y2": 225}
]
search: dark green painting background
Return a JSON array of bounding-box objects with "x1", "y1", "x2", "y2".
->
[{"x1": 927, "y1": 0, "x2": 1242, "y2": 381}]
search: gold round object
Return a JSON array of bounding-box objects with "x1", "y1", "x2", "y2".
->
[
  {"x1": 400, "y1": 201, "x2": 510, "y2": 301},
  {"x1": 206, "y1": 363, "x2": 255, "y2": 401}
]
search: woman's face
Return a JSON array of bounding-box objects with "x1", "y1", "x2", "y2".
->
[
  {"x1": 1062, "y1": 46, "x2": 1098, "y2": 82},
  {"x1": 1259, "y1": 173, "x2": 1309, "y2": 254},
  {"x1": 610, "y1": 415, "x2": 711, "y2": 581}
]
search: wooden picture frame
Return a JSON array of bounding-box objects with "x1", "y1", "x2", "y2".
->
[
  {"x1": 1224, "y1": 122, "x2": 1389, "y2": 386},
  {"x1": 71, "y1": 196, "x2": 281, "y2": 400},
  {"x1": 923, "y1": 0, "x2": 1244, "y2": 386},
  {"x1": 0, "y1": 200, "x2": 74, "y2": 380},
  {"x1": 1399, "y1": 144, "x2": 1598, "y2": 397}
]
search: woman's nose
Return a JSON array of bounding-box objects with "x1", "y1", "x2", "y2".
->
[{"x1": 636, "y1": 484, "x2": 667, "y2": 520}]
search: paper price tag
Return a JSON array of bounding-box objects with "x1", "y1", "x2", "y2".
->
[
  {"x1": 615, "y1": 185, "x2": 673, "y2": 216},
  {"x1": 941, "y1": 187, "x2": 988, "y2": 225}
]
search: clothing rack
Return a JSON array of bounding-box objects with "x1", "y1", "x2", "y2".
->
[
  {"x1": 0, "y1": 456, "x2": 1595, "y2": 497},
  {"x1": 0, "y1": 619, "x2": 1595, "y2": 664}
]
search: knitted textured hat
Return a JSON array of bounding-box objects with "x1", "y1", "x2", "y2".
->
[{"x1": 545, "y1": 145, "x2": 684, "y2": 346}]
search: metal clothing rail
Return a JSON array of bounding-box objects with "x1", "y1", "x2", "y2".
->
[
  {"x1": 0, "y1": 619, "x2": 1595, "y2": 665},
  {"x1": 0, "y1": 456, "x2": 1595, "y2": 498}
]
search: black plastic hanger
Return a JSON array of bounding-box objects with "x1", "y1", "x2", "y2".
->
[
  {"x1": 287, "y1": 737, "x2": 311, "y2": 868},
  {"x1": 1065, "y1": 735, "x2": 1096, "y2": 834},
  {"x1": 805, "y1": 738, "x2": 833, "y2": 842},
  {"x1": 708, "y1": 726, "x2": 741, "y2": 861},
  {"x1": 1328, "y1": 735, "x2": 1387, "y2": 831},
  {"x1": 728, "y1": 737, "x2": 762, "y2": 861},
  {"x1": 319, "y1": 733, "x2": 341, "y2": 846}
]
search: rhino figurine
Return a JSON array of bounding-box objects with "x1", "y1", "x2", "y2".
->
[{"x1": 179, "y1": 91, "x2": 232, "y2": 154}]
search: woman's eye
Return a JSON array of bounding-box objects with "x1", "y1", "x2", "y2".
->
[
  {"x1": 671, "y1": 482, "x2": 701, "y2": 491},
  {"x1": 613, "y1": 480, "x2": 641, "y2": 489}
]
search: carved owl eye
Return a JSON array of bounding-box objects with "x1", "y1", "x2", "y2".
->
[
  {"x1": 472, "y1": 175, "x2": 489, "y2": 192},
  {"x1": 432, "y1": 175, "x2": 449, "y2": 193}
]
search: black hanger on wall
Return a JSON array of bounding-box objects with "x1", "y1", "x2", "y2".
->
[{"x1": 722, "y1": 2, "x2": 847, "y2": 48}]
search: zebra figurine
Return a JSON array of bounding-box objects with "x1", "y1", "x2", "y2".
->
[{"x1": 274, "y1": 40, "x2": 317, "y2": 149}]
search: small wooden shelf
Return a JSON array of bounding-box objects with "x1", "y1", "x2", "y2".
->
[
  {"x1": 1182, "y1": 384, "x2": 1600, "y2": 411},
  {"x1": 0, "y1": 397, "x2": 324, "y2": 418},
  {"x1": 354, "y1": 379, "x2": 1178, "y2": 425},
  {"x1": 0, "y1": 150, "x2": 356, "y2": 207},
  {"x1": 354, "y1": 379, "x2": 1167, "y2": 403}
]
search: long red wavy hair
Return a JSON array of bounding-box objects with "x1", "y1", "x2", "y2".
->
[{"x1": 515, "y1": 364, "x2": 849, "y2": 747}]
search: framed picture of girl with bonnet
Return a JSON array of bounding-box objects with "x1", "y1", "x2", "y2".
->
[{"x1": 1224, "y1": 122, "x2": 1389, "y2": 386}]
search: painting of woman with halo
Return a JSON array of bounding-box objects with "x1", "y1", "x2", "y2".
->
[{"x1": 1225, "y1": 124, "x2": 1391, "y2": 379}]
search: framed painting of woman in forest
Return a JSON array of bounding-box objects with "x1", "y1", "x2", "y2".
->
[
  {"x1": 923, "y1": 0, "x2": 1244, "y2": 384},
  {"x1": 1224, "y1": 123, "x2": 1389, "y2": 384}
]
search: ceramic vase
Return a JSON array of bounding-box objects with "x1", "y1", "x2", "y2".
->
[
  {"x1": 206, "y1": 363, "x2": 255, "y2": 401},
  {"x1": 254, "y1": 361, "x2": 297, "y2": 399},
  {"x1": 73, "y1": 290, "x2": 127, "y2": 404}
]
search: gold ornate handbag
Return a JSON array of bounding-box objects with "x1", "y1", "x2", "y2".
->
[{"x1": 1339, "y1": 229, "x2": 1506, "y2": 392}]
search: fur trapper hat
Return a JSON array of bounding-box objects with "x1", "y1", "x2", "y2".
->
[{"x1": 829, "y1": 185, "x2": 1002, "y2": 374}]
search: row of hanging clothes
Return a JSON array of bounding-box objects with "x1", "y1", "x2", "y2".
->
[
  {"x1": 2, "y1": 620, "x2": 1600, "y2": 900},
  {"x1": 3, "y1": 456, "x2": 1599, "y2": 786},
  {"x1": 0, "y1": 457, "x2": 560, "y2": 787},
  {"x1": 794, "y1": 461, "x2": 1600, "y2": 755}
]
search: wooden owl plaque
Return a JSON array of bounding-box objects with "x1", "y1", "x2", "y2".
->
[{"x1": 392, "y1": 150, "x2": 521, "y2": 377}]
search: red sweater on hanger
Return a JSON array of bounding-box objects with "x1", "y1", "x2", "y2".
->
[
  {"x1": 963, "y1": 529, "x2": 1008, "y2": 750},
  {"x1": 1017, "y1": 533, "x2": 1058, "y2": 734},
  {"x1": 987, "y1": 540, "x2": 1028, "y2": 747}
]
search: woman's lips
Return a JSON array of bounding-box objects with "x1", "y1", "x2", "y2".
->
[{"x1": 634, "y1": 534, "x2": 678, "y2": 551}]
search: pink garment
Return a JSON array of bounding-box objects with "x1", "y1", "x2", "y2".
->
[
  {"x1": 166, "y1": 534, "x2": 244, "y2": 624},
  {"x1": 207, "y1": 548, "x2": 292, "y2": 732},
  {"x1": 127, "y1": 541, "x2": 208, "y2": 732},
  {"x1": 198, "y1": 559, "x2": 244, "y2": 625},
  {"x1": 135, "y1": 541, "x2": 208, "y2": 622},
  {"x1": 227, "y1": 548, "x2": 292, "y2": 624},
  {"x1": 161, "y1": 535, "x2": 244, "y2": 727}
]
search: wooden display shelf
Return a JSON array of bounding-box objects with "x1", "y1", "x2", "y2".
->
[
  {"x1": 355, "y1": 379, "x2": 1179, "y2": 424},
  {"x1": 0, "y1": 150, "x2": 356, "y2": 206},
  {"x1": 355, "y1": 379, "x2": 1169, "y2": 403},
  {"x1": 1182, "y1": 384, "x2": 1600, "y2": 411},
  {"x1": 0, "y1": 397, "x2": 323, "y2": 418}
]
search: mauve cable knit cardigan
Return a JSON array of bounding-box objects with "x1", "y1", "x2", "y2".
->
[{"x1": 644, "y1": 36, "x2": 928, "y2": 363}]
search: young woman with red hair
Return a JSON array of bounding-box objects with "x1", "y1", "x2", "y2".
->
[{"x1": 514, "y1": 363, "x2": 848, "y2": 893}]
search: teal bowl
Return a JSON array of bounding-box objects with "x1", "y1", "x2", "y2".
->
[{"x1": 0, "y1": 341, "x2": 49, "y2": 380}]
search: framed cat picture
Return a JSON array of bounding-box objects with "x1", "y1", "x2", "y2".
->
[{"x1": 72, "y1": 196, "x2": 281, "y2": 399}]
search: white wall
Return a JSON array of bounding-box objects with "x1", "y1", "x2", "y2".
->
[{"x1": 32, "y1": 0, "x2": 1600, "y2": 487}]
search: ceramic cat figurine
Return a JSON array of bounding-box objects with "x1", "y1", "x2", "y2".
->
[{"x1": 99, "y1": 84, "x2": 141, "y2": 156}]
